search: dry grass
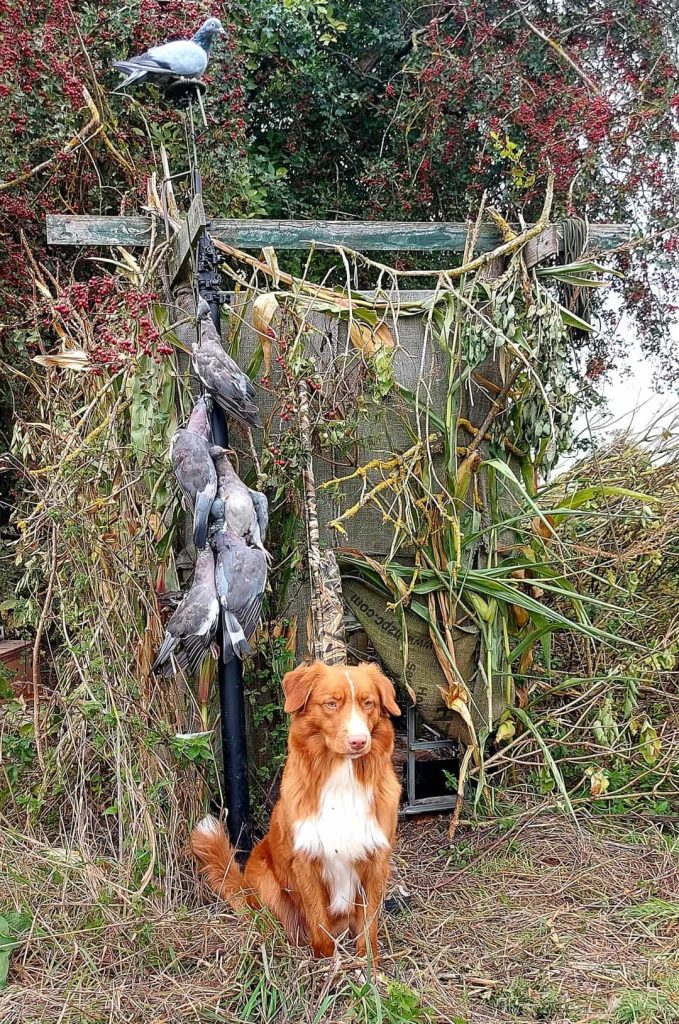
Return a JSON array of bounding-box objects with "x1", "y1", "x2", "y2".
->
[{"x1": 1, "y1": 806, "x2": 677, "y2": 1023}]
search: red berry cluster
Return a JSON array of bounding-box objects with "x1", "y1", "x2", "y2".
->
[{"x1": 46, "y1": 275, "x2": 169, "y2": 373}]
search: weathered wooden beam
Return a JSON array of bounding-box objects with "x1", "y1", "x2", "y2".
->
[
  {"x1": 524, "y1": 225, "x2": 559, "y2": 269},
  {"x1": 46, "y1": 215, "x2": 630, "y2": 253},
  {"x1": 46, "y1": 215, "x2": 152, "y2": 247},
  {"x1": 168, "y1": 194, "x2": 207, "y2": 284}
]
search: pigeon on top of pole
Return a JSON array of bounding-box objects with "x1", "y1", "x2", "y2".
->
[
  {"x1": 210, "y1": 446, "x2": 269, "y2": 558},
  {"x1": 192, "y1": 299, "x2": 263, "y2": 431},
  {"x1": 151, "y1": 546, "x2": 220, "y2": 677},
  {"x1": 170, "y1": 396, "x2": 217, "y2": 550},
  {"x1": 112, "y1": 17, "x2": 225, "y2": 92}
]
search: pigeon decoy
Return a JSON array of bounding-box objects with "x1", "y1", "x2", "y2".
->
[
  {"x1": 192, "y1": 299, "x2": 263, "y2": 430},
  {"x1": 151, "y1": 547, "x2": 219, "y2": 677},
  {"x1": 210, "y1": 446, "x2": 269, "y2": 558},
  {"x1": 212, "y1": 531, "x2": 267, "y2": 663},
  {"x1": 113, "y1": 17, "x2": 225, "y2": 92},
  {"x1": 170, "y1": 396, "x2": 217, "y2": 550}
]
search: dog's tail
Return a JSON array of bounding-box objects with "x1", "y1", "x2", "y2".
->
[{"x1": 190, "y1": 814, "x2": 249, "y2": 910}]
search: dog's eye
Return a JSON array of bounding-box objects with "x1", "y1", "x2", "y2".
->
[
  {"x1": 325, "y1": 700, "x2": 338, "y2": 710},
  {"x1": 364, "y1": 699, "x2": 374, "y2": 710}
]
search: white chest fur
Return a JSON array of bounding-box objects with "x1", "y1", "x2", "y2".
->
[{"x1": 292, "y1": 760, "x2": 388, "y2": 916}]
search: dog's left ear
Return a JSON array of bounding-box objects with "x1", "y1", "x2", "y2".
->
[
  {"x1": 282, "y1": 662, "x2": 320, "y2": 714},
  {"x1": 365, "y1": 665, "x2": 401, "y2": 717}
]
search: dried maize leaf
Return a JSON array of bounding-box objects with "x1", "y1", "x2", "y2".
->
[
  {"x1": 252, "y1": 293, "x2": 280, "y2": 373},
  {"x1": 33, "y1": 350, "x2": 91, "y2": 371}
]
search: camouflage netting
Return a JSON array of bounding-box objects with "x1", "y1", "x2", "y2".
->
[{"x1": 170, "y1": 279, "x2": 515, "y2": 740}]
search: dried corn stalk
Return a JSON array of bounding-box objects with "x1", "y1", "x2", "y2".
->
[{"x1": 297, "y1": 379, "x2": 346, "y2": 665}]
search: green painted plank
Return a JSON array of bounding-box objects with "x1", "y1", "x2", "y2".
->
[
  {"x1": 46, "y1": 215, "x2": 152, "y2": 246},
  {"x1": 46, "y1": 215, "x2": 630, "y2": 252}
]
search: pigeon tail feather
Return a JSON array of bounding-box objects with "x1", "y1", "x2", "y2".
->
[
  {"x1": 151, "y1": 632, "x2": 176, "y2": 674},
  {"x1": 112, "y1": 62, "x2": 148, "y2": 90},
  {"x1": 221, "y1": 610, "x2": 252, "y2": 662}
]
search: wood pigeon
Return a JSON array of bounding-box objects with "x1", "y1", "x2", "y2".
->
[
  {"x1": 210, "y1": 446, "x2": 269, "y2": 559},
  {"x1": 192, "y1": 299, "x2": 263, "y2": 430},
  {"x1": 151, "y1": 547, "x2": 219, "y2": 677},
  {"x1": 170, "y1": 396, "x2": 217, "y2": 550},
  {"x1": 113, "y1": 17, "x2": 225, "y2": 91},
  {"x1": 212, "y1": 531, "x2": 267, "y2": 663}
]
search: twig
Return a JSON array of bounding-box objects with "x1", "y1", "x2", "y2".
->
[
  {"x1": 521, "y1": 13, "x2": 601, "y2": 95},
  {"x1": 297, "y1": 379, "x2": 346, "y2": 662},
  {"x1": 449, "y1": 744, "x2": 475, "y2": 841},
  {"x1": 212, "y1": 175, "x2": 555, "y2": 282},
  {"x1": 465, "y1": 367, "x2": 523, "y2": 458},
  {"x1": 32, "y1": 523, "x2": 58, "y2": 771}
]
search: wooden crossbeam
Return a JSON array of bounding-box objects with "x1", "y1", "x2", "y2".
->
[
  {"x1": 45, "y1": 215, "x2": 629, "y2": 253},
  {"x1": 167, "y1": 194, "x2": 206, "y2": 284}
]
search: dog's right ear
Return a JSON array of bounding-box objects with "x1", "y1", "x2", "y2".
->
[{"x1": 282, "y1": 662, "x2": 320, "y2": 714}]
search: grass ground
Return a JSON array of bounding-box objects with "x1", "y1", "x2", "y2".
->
[{"x1": 1, "y1": 803, "x2": 677, "y2": 1024}]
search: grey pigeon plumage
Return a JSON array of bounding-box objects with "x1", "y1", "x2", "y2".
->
[
  {"x1": 212, "y1": 531, "x2": 267, "y2": 663},
  {"x1": 210, "y1": 446, "x2": 269, "y2": 558},
  {"x1": 192, "y1": 299, "x2": 263, "y2": 430},
  {"x1": 248, "y1": 488, "x2": 269, "y2": 545},
  {"x1": 113, "y1": 17, "x2": 225, "y2": 91},
  {"x1": 170, "y1": 397, "x2": 216, "y2": 550},
  {"x1": 151, "y1": 547, "x2": 219, "y2": 677}
]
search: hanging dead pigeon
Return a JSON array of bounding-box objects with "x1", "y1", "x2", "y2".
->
[
  {"x1": 170, "y1": 396, "x2": 217, "y2": 550},
  {"x1": 210, "y1": 446, "x2": 269, "y2": 558},
  {"x1": 112, "y1": 17, "x2": 225, "y2": 92},
  {"x1": 212, "y1": 531, "x2": 267, "y2": 663},
  {"x1": 192, "y1": 299, "x2": 263, "y2": 430},
  {"x1": 151, "y1": 547, "x2": 219, "y2": 677}
]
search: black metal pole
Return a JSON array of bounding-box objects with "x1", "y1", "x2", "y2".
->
[
  {"x1": 212, "y1": 400, "x2": 252, "y2": 862},
  {"x1": 163, "y1": 78, "x2": 252, "y2": 858},
  {"x1": 195, "y1": 196, "x2": 251, "y2": 862}
]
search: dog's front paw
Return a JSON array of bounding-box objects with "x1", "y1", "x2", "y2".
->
[
  {"x1": 311, "y1": 935, "x2": 336, "y2": 959},
  {"x1": 354, "y1": 936, "x2": 377, "y2": 961}
]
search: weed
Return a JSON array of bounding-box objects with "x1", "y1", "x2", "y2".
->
[
  {"x1": 612, "y1": 976, "x2": 679, "y2": 1024},
  {"x1": 351, "y1": 979, "x2": 435, "y2": 1024},
  {"x1": 486, "y1": 977, "x2": 570, "y2": 1021}
]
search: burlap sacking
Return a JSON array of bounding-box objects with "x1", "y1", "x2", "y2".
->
[{"x1": 342, "y1": 577, "x2": 487, "y2": 745}]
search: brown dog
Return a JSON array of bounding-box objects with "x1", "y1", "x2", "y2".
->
[{"x1": 191, "y1": 660, "x2": 401, "y2": 960}]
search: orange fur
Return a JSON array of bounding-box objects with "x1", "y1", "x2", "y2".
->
[{"x1": 191, "y1": 661, "x2": 402, "y2": 960}]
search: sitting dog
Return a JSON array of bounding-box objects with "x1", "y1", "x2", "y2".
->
[{"x1": 191, "y1": 660, "x2": 401, "y2": 960}]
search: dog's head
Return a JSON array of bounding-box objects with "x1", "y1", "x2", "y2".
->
[{"x1": 282, "y1": 661, "x2": 400, "y2": 758}]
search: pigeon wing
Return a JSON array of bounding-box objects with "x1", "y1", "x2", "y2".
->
[
  {"x1": 166, "y1": 582, "x2": 217, "y2": 641},
  {"x1": 193, "y1": 346, "x2": 263, "y2": 429},
  {"x1": 151, "y1": 630, "x2": 178, "y2": 674},
  {"x1": 181, "y1": 597, "x2": 220, "y2": 672},
  {"x1": 146, "y1": 39, "x2": 208, "y2": 77},
  {"x1": 171, "y1": 431, "x2": 217, "y2": 508},
  {"x1": 192, "y1": 323, "x2": 262, "y2": 428},
  {"x1": 221, "y1": 542, "x2": 267, "y2": 641},
  {"x1": 248, "y1": 489, "x2": 269, "y2": 544}
]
